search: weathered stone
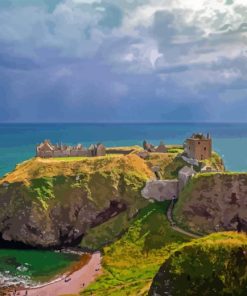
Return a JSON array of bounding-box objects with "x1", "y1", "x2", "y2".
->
[{"x1": 141, "y1": 180, "x2": 178, "y2": 201}]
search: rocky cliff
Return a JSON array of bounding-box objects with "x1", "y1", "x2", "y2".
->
[
  {"x1": 0, "y1": 155, "x2": 153, "y2": 248},
  {"x1": 174, "y1": 173, "x2": 247, "y2": 234},
  {"x1": 0, "y1": 149, "x2": 224, "y2": 248}
]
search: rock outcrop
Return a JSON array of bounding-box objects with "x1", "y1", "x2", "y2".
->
[
  {"x1": 141, "y1": 180, "x2": 178, "y2": 201},
  {"x1": 174, "y1": 173, "x2": 247, "y2": 234},
  {"x1": 0, "y1": 155, "x2": 152, "y2": 248}
]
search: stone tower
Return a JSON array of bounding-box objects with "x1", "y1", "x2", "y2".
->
[{"x1": 184, "y1": 133, "x2": 212, "y2": 160}]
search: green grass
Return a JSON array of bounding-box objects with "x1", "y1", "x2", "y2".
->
[
  {"x1": 149, "y1": 232, "x2": 247, "y2": 296},
  {"x1": 82, "y1": 202, "x2": 191, "y2": 296},
  {"x1": 200, "y1": 151, "x2": 225, "y2": 171},
  {"x1": 145, "y1": 153, "x2": 188, "y2": 179},
  {"x1": 52, "y1": 155, "x2": 122, "y2": 161}
]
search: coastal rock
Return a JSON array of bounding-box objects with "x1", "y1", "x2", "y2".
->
[
  {"x1": 174, "y1": 173, "x2": 247, "y2": 234},
  {"x1": 0, "y1": 155, "x2": 151, "y2": 248}
]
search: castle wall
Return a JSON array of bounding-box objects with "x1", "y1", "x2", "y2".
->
[
  {"x1": 70, "y1": 150, "x2": 88, "y2": 157},
  {"x1": 106, "y1": 148, "x2": 134, "y2": 155},
  {"x1": 38, "y1": 151, "x2": 53, "y2": 158},
  {"x1": 141, "y1": 180, "x2": 179, "y2": 201},
  {"x1": 97, "y1": 146, "x2": 106, "y2": 156}
]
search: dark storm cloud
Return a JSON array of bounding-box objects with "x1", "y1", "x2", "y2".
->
[{"x1": 0, "y1": 0, "x2": 246, "y2": 122}]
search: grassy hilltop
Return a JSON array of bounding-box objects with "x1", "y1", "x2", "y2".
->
[
  {"x1": 149, "y1": 232, "x2": 247, "y2": 296},
  {"x1": 0, "y1": 147, "x2": 190, "y2": 248}
]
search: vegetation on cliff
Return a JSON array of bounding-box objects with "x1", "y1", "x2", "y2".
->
[
  {"x1": 200, "y1": 151, "x2": 225, "y2": 171},
  {"x1": 0, "y1": 147, "x2": 224, "y2": 247},
  {"x1": 0, "y1": 154, "x2": 155, "y2": 247},
  {"x1": 82, "y1": 202, "x2": 190, "y2": 296},
  {"x1": 0, "y1": 153, "x2": 152, "y2": 185},
  {"x1": 149, "y1": 232, "x2": 247, "y2": 296},
  {"x1": 145, "y1": 153, "x2": 188, "y2": 179}
]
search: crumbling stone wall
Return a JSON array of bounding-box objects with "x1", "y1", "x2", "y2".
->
[{"x1": 141, "y1": 180, "x2": 179, "y2": 201}]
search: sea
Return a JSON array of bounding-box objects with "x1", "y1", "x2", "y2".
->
[{"x1": 0, "y1": 122, "x2": 247, "y2": 176}]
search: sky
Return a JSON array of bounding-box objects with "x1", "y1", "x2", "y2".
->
[{"x1": 0, "y1": 0, "x2": 246, "y2": 122}]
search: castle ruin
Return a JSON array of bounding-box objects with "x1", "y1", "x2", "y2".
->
[
  {"x1": 184, "y1": 133, "x2": 212, "y2": 160},
  {"x1": 36, "y1": 140, "x2": 106, "y2": 158}
]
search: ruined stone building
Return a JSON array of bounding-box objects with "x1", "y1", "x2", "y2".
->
[
  {"x1": 184, "y1": 133, "x2": 212, "y2": 160},
  {"x1": 178, "y1": 166, "x2": 195, "y2": 191},
  {"x1": 88, "y1": 143, "x2": 106, "y2": 157},
  {"x1": 143, "y1": 140, "x2": 167, "y2": 153},
  {"x1": 36, "y1": 140, "x2": 106, "y2": 158}
]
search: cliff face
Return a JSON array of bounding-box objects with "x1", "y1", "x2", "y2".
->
[
  {"x1": 174, "y1": 173, "x2": 247, "y2": 234},
  {"x1": 0, "y1": 150, "x2": 224, "y2": 248},
  {"x1": 0, "y1": 155, "x2": 152, "y2": 248}
]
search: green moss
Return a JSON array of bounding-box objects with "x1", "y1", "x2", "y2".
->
[
  {"x1": 145, "y1": 153, "x2": 188, "y2": 180},
  {"x1": 162, "y1": 157, "x2": 188, "y2": 179},
  {"x1": 28, "y1": 177, "x2": 55, "y2": 209},
  {"x1": 149, "y1": 232, "x2": 247, "y2": 296},
  {"x1": 173, "y1": 174, "x2": 212, "y2": 232},
  {"x1": 80, "y1": 211, "x2": 131, "y2": 250}
]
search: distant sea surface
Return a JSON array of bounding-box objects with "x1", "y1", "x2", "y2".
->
[{"x1": 0, "y1": 122, "x2": 247, "y2": 176}]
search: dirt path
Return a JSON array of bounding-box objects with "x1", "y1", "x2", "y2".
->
[
  {"x1": 167, "y1": 201, "x2": 201, "y2": 239},
  {"x1": 8, "y1": 252, "x2": 101, "y2": 296}
]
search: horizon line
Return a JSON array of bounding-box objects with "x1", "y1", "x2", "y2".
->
[{"x1": 1, "y1": 121, "x2": 247, "y2": 124}]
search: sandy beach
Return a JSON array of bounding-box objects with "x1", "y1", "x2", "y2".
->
[{"x1": 7, "y1": 252, "x2": 101, "y2": 296}]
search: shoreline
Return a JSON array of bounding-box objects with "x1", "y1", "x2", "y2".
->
[{"x1": 7, "y1": 252, "x2": 101, "y2": 296}]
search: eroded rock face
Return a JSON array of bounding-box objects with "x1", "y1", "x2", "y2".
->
[
  {"x1": 0, "y1": 173, "x2": 146, "y2": 248},
  {"x1": 174, "y1": 173, "x2": 247, "y2": 233}
]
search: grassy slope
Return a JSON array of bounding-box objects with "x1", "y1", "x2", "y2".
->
[
  {"x1": 149, "y1": 232, "x2": 247, "y2": 296},
  {"x1": 200, "y1": 151, "x2": 225, "y2": 171},
  {"x1": 145, "y1": 153, "x2": 187, "y2": 179},
  {"x1": 0, "y1": 154, "x2": 153, "y2": 185},
  {"x1": 82, "y1": 202, "x2": 190, "y2": 296}
]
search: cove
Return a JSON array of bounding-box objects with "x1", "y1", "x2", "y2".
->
[{"x1": 0, "y1": 249, "x2": 81, "y2": 287}]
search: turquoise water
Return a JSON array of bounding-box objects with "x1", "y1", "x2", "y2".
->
[
  {"x1": 0, "y1": 123, "x2": 247, "y2": 175},
  {"x1": 0, "y1": 249, "x2": 80, "y2": 286}
]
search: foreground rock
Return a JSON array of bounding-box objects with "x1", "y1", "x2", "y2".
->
[{"x1": 149, "y1": 232, "x2": 247, "y2": 296}]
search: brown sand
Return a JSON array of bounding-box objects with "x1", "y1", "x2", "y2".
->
[{"x1": 8, "y1": 252, "x2": 101, "y2": 296}]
